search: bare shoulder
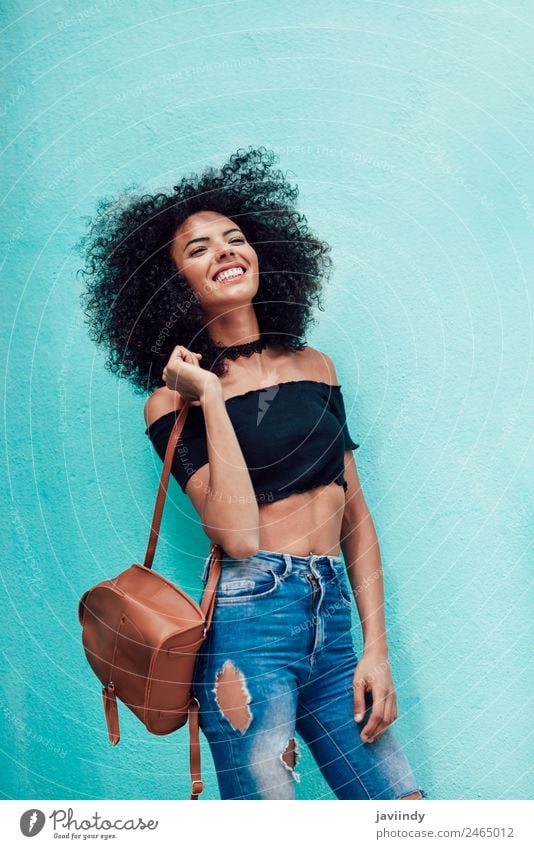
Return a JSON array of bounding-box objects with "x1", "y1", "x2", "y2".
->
[
  {"x1": 296, "y1": 345, "x2": 339, "y2": 384},
  {"x1": 144, "y1": 386, "x2": 184, "y2": 427}
]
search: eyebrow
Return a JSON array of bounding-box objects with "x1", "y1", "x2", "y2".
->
[{"x1": 184, "y1": 228, "x2": 243, "y2": 250}]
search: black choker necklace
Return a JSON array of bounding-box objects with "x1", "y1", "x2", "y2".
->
[{"x1": 212, "y1": 337, "x2": 267, "y2": 360}]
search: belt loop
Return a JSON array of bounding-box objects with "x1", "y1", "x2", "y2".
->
[
  {"x1": 282, "y1": 553, "x2": 292, "y2": 577},
  {"x1": 327, "y1": 555, "x2": 338, "y2": 579}
]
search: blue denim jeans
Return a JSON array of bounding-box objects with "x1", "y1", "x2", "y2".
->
[{"x1": 192, "y1": 547, "x2": 423, "y2": 800}]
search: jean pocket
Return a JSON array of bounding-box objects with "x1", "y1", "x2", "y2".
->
[
  {"x1": 338, "y1": 582, "x2": 353, "y2": 609},
  {"x1": 216, "y1": 562, "x2": 280, "y2": 604},
  {"x1": 331, "y1": 561, "x2": 353, "y2": 609}
]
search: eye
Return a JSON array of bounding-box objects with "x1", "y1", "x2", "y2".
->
[{"x1": 189, "y1": 236, "x2": 245, "y2": 257}]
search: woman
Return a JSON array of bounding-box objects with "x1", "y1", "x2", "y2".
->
[{"x1": 79, "y1": 146, "x2": 425, "y2": 801}]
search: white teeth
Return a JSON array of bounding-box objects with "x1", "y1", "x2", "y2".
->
[{"x1": 215, "y1": 266, "x2": 246, "y2": 283}]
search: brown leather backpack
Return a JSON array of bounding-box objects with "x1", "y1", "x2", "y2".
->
[{"x1": 78, "y1": 399, "x2": 221, "y2": 800}]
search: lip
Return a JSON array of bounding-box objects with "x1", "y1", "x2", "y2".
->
[{"x1": 212, "y1": 261, "x2": 247, "y2": 283}]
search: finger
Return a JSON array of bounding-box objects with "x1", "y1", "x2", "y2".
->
[
  {"x1": 374, "y1": 695, "x2": 395, "y2": 740},
  {"x1": 380, "y1": 693, "x2": 394, "y2": 729},
  {"x1": 176, "y1": 346, "x2": 199, "y2": 358},
  {"x1": 353, "y1": 678, "x2": 366, "y2": 724},
  {"x1": 373, "y1": 699, "x2": 390, "y2": 740},
  {"x1": 369, "y1": 693, "x2": 395, "y2": 741},
  {"x1": 368, "y1": 719, "x2": 388, "y2": 743},
  {"x1": 360, "y1": 688, "x2": 386, "y2": 742},
  {"x1": 169, "y1": 346, "x2": 189, "y2": 363},
  {"x1": 183, "y1": 349, "x2": 203, "y2": 368},
  {"x1": 361, "y1": 712, "x2": 382, "y2": 743}
]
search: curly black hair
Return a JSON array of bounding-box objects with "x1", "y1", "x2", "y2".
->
[{"x1": 77, "y1": 146, "x2": 333, "y2": 395}]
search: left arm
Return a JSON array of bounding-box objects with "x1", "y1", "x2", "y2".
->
[
  {"x1": 311, "y1": 347, "x2": 398, "y2": 744},
  {"x1": 340, "y1": 450, "x2": 398, "y2": 744},
  {"x1": 341, "y1": 455, "x2": 388, "y2": 654}
]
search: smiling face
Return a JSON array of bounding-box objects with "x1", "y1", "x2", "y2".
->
[{"x1": 170, "y1": 211, "x2": 260, "y2": 313}]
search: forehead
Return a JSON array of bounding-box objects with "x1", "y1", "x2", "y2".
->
[{"x1": 175, "y1": 211, "x2": 240, "y2": 243}]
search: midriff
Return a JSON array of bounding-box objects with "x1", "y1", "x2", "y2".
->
[{"x1": 256, "y1": 480, "x2": 346, "y2": 557}]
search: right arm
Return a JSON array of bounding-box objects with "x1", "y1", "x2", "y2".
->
[
  {"x1": 196, "y1": 378, "x2": 259, "y2": 557},
  {"x1": 144, "y1": 346, "x2": 259, "y2": 558}
]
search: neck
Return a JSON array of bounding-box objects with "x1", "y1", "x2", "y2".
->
[{"x1": 205, "y1": 305, "x2": 261, "y2": 348}]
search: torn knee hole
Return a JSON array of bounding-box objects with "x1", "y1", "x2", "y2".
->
[
  {"x1": 280, "y1": 736, "x2": 301, "y2": 783},
  {"x1": 213, "y1": 659, "x2": 252, "y2": 733}
]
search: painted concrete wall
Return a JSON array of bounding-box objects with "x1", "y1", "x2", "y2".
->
[{"x1": 1, "y1": 1, "x2": 532, "y2": 801}]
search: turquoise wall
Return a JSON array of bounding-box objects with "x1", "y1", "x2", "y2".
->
[{"x1": 1, "y1": 1, "x2": 532, "y2": 801}]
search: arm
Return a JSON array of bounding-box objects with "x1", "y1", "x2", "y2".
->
[
  {"x1": 341, "y1": 454, "x2": 398, "y2": 744},
  {"x1": 311, "y1": 348, "x2": 385, "y2": 636},
  {"x1": 145, "y1": 346, "x2": 259, "y2": 559},
  {"x1": 340, "y1": 463, "x2": 388, "y2": 655},
  {"x1": 315, "y1": 349, "x2": 397, "y2": 744},
  {"x1": 197, "y1": 378, "x2": 260, "y2": 558}
]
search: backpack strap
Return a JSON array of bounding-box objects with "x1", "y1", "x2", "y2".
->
[
  {"x1": 143, "y1": 400, "x2": 224, "y2": 799},
  {"x1": 188, "y1": 696, "x2": 203, "y2": 799},
  {"x1": 144, "y1": 401, "x2": 191, "y2": 570}
]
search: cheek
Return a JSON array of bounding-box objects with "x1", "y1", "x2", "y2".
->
[
  {"x1": 247, "y1": 248, "x2": 259, "y2": 271},
  {"x1": 181, "y1": 258, "x2": 211, "y2": 291}
]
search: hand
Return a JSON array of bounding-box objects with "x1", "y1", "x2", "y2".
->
[
  {"x1": 352, "y1": 650, "x2": 398, "y2": 744},
  {"x1": 162, "y1": 345, "x2": 215, "y2": 406}
]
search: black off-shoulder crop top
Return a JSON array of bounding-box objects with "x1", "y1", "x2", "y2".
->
[{"x1": 145, "y1": 380, "x2": 360, "y2": 504}]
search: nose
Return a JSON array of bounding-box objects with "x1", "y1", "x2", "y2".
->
[{"x1": 215, "y1": 245, "x2": 235, "y2": 261}]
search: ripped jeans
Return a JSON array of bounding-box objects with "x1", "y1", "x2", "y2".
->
[{"x1": 192, "y1": 548, "x2": 424, "y2": 800}]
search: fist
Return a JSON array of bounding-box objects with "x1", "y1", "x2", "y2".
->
[{"x1": 162, "y1": 345, "x2": 204, "y2": 406}]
